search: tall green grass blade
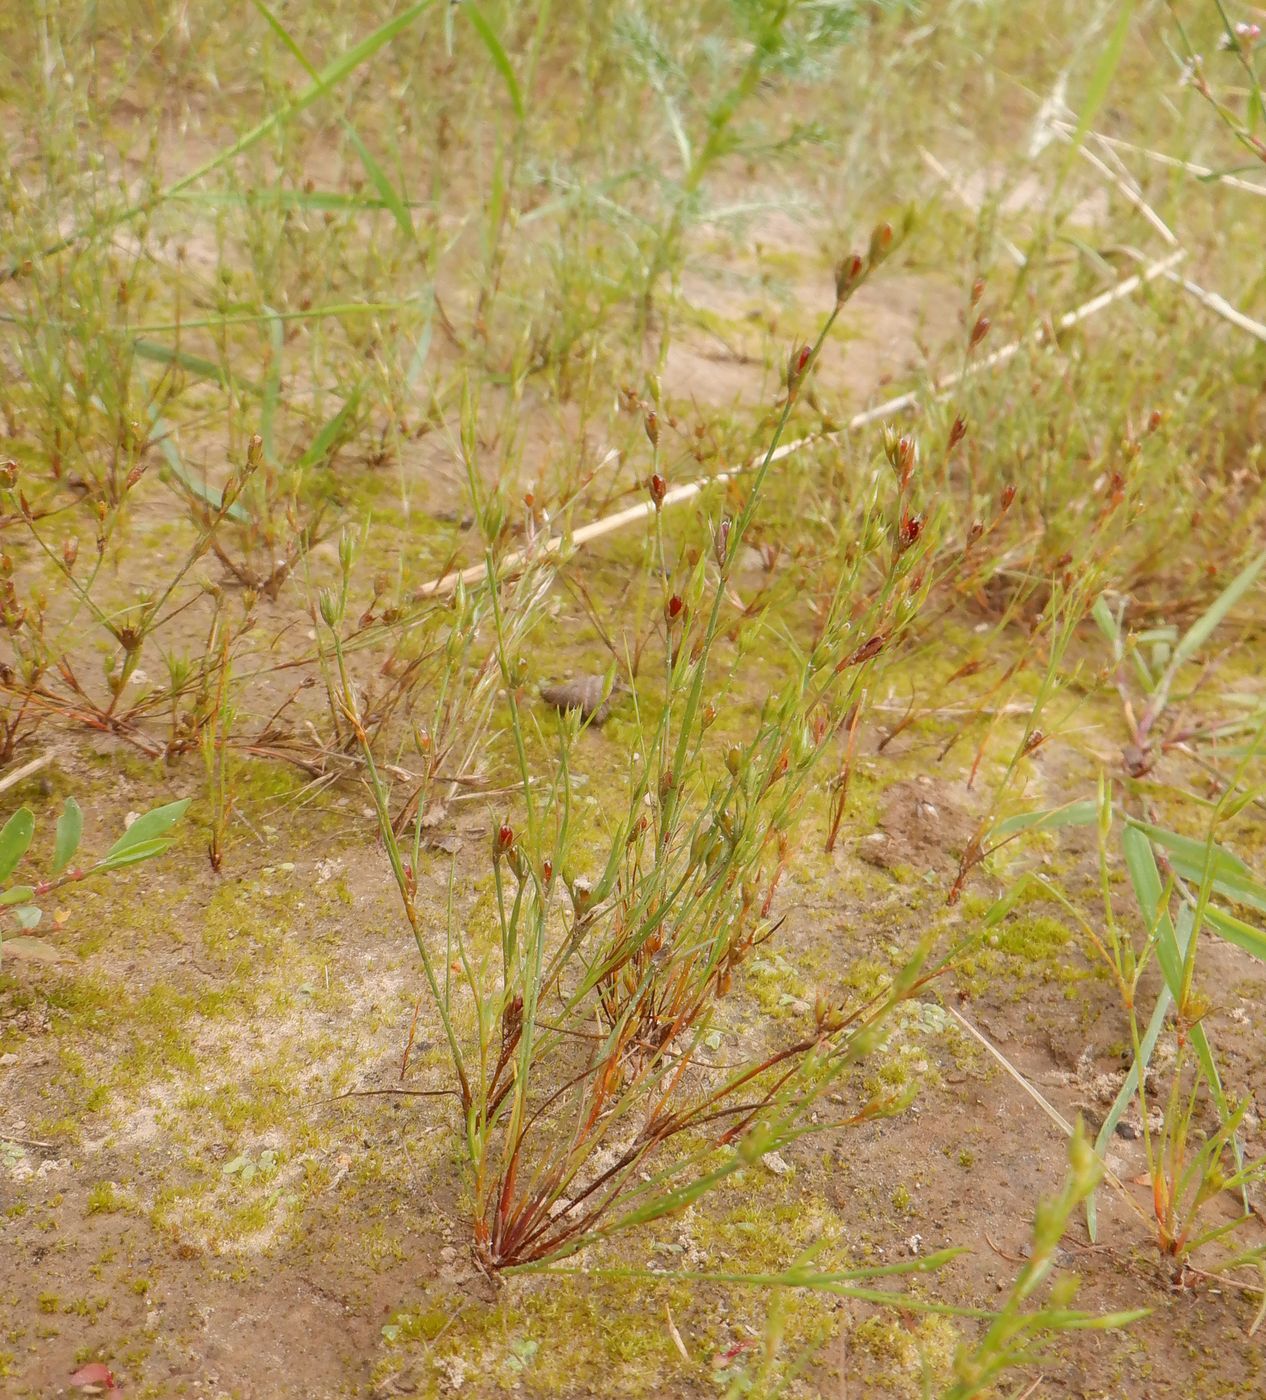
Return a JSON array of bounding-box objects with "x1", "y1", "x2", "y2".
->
[
  {"x1": 464, "y1": 4, "x2": 525, "y2": 120},
  {"x1": 259, "y1": 306, "x2": 285, "y2": 466},
  {"x1": 1122, "y1": 823, "x2": 1182, "y2": 995},
  {"x1": 1087, "y1": 913, "x2": 1186, "y2": 1240},
  {"x1": 295, "y1": 389, "x2": 363, "y2": 471},
  {"x1": 11, "y1": 0, "x2": 439, "y2": 273},
  {"x1": 343, "y1": 124, "x2": 416, "y2": 238},
  {"x1": 132, "y1": 339, "x2": 232, "y2": 390},
  {"x1": 991, "y1": 799, "x2": 1097, "y2": 841},
  {"x1": 1170, "y1": 546, "x2": 1266, "y2": 674},
  {"x1": 1059, "y1": 2, "x2": 1136, "y2": 181},
  {"x1": 150, "y1": 413, "x2": 251, "y2": 524},
  {"x1": 251, "y1": 0, "x2": 416, "y2": 240}
]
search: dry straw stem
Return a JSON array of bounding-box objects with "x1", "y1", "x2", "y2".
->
[
  {"x1": 1061, "y1": 132, "x2": 1266, "y2": 346},
  {"x1": 0, "y1": 752, "x2": 54, "y2": 798},
  {"x1": 923, "y1": 140, "x2": 1266, "y2": 347},
  {"x1": 1050, "y1": 120, "x2": 1266, "y2": 199},
  {"x1": 415, "y1": 250, "x2": 1185, "y2": 600},
  {"x1": 944, "y1": 1005, "x2": 1147, "y2": 1229}
]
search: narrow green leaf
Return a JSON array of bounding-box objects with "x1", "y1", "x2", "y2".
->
[
  {"x1": 132, "y1": 338, "x2": 233, "y2": 389},
  {"x1": 0, "y1": 807, "x2": 35, "y2": 883},
  {"x1": 343, "y1": 124, "x2": 415, "y2": 239},
  {"x1": 104, "y1": 799, "x2": 191, "y2": 860},
  {"x1": 295, "y1": 389, "x2": 363, "y2": 471},
  {"x1": 251, "y1": 0, "x2": 415, "y2": 239},
  {"x1": 259, "y1": 306, "x2": 285, "y2": 467},
  {"x1": 991, "y1": 799, "x2": 1098, "y2": 842},
  {"x1": 1091, "y1": 593, "x2": 1119, "y2": 645},
  {"x1": 163, "y1": 2, "x2": 440, "y2": 204},
  {"x1": 51, "y1": 797, "x2": 83, "y2": 877},
  {"x1": 465, "y1": 4, "x2": 525, "y2": 120},
  {"x1": 151, "y1": 412, "x2": 251, "y2": 524},
  {"x1": 1059, "y1": 2, "x2": 1136, "y2": 183},
  {"x1": 1126, "y1": 818, "x2": 1249, "y2": 881},
  {"x1": 1204, "y1": 906, "x2": 1266, "y2": 963},
  {"x1": 1089, "y1": 904, "x2": 1192, "y2": 1242},
  {"x1": 1171, "y1": 545, "x2": 1266, "y2": 673},
  {"x1": 1122, "y1": 824, "x2": 1182, "y2": 997},
  {"x1": 14, "y1": 1, "x2": 440, "y2": 275}
]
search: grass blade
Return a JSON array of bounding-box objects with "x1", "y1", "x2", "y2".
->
[{"x1": 464, "y1": 4, "x2": 525, "y2": 120}]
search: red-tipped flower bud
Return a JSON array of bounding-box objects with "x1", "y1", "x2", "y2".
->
[{"x1": 835, "y1": 253, "x2": 865, "y2": 303}]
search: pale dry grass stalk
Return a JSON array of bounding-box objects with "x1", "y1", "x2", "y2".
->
[
  {"x1": 1050, "y1": 121, "x2": 1266, "y2": 198},
  {"x1": 413, "y1": 250, "x2": 1185, "y2": 600}
]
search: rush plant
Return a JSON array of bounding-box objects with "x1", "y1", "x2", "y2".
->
[{"x1": 325, "y1": 231, "x2": 958, "y2": 1271}]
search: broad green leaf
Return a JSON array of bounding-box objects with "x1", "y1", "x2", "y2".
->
[
  {"x1": 11, "y1": 905, "x2": 42, "y2": 930},
  {"x1": 1126, "y1": 818, "x2": 1250, "y2": 880},
  {"x1": 0, "y1": 807, "x2": 35, "y2": 883},
  {"x1": 0, "y1": 934, "x2": 59, "y2": 962},
  {"x1": 104, "y1": 799, "x2": 191, "y2": 860},
  {"x1": 1129, "y1": 819, "x2": 1266, "y2": 916},
  {"x1": 51, "y1": 797, "x2": 83, "y2": 877},
  {"x1": 97, "y1": 837, "x2": 180, "y2": 872},
  {"x1": 0, "y1": 886, "x2": 35, "y2": 906}
]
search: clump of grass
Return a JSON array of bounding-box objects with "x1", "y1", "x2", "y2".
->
[{"x1": 326, "y1": 234, "x2": 960, "y2": 1270}]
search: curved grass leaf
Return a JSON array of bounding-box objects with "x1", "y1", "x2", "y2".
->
[
  {"x1": 991, "y1": 798, "x2": 1098, "y2": 842},
  {"x1": 465, "y1": 4, "x2": 525, "y2": 120}
]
